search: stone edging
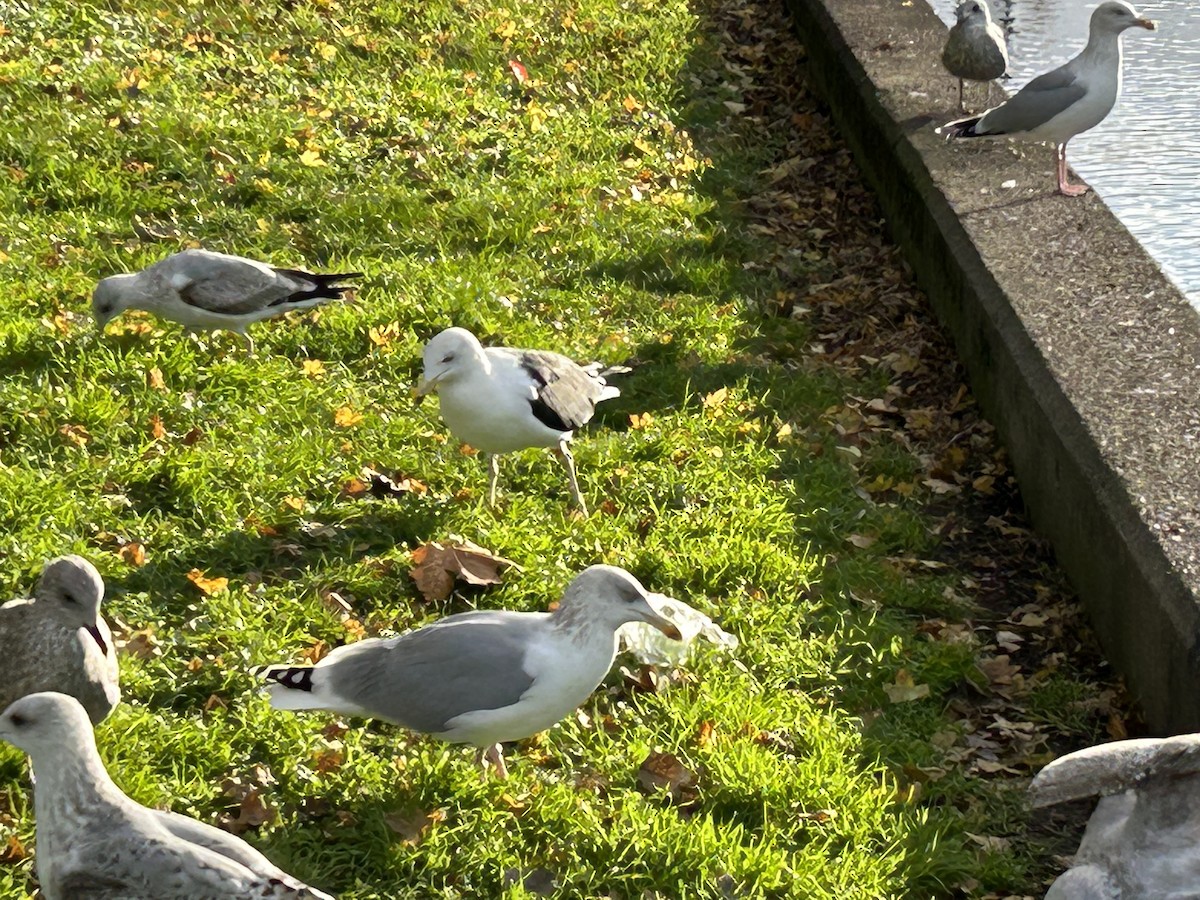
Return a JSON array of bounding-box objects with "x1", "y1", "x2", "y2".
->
[{"x1": 784, "y1": 0, "x2": 1200, "y2": 731}]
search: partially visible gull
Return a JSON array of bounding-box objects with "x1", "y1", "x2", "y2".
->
[
  {"x1": 1030, "y1": 734, "x2": 1200, "y2": 899},
  {"x1": 0, "y1": 556, "x2": 119, "y2": 725},
  {"x1": 0, "y1": 692, "x2": 335, "y2": 899},
  {"x1": 414, "y1": 326, "x2": 628, "y2": 515},
  {"x1": 262, "y1": 565, "x2": 682, "y2": 779},
  {"x1": 93, "y1": 249, "x2": 362, "y2": 349},
  {"x1": 941, "y1": 0, "x2": 1008, "y2": 113},
  {"x1": 938, "y1": 1, "x2": 1155, "y2": 196}
]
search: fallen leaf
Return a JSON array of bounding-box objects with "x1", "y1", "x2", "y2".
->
[
  {"x1": 695, "y1": 720, "x2": 717, "y2": 749},
  {"x1": 636, "y1": 751, "x2": 699, "y2": 807},
  {"x1": 58, "y1": 424, "x2": 91, "y2": 448},
  {"x1": 384, "y1": 807, "x2": 446, "y2": 845},
  {"x1": 119, "y1": 627, "x2": 161, "y2": 659},
  {"x1": 298, "y1": 148, "x2": 325, "y2": 167},
  {"x1": 146, "y1": 367, "x2": 167, "y2": 391},
  {"x1": 187, "y1": 569, "x2": 229, "y2": 596},
  {"x1": 149, "y1": 414, "x2": 166, "y2": 440},
  {"x1": 629, "y1": 412, "x2": 654, "y2": 430},
  {"x1": 182, "y1": 427, "x2": 205, "y2": 446},
  {"x1": 333, "y1": 406, "x2": 363, "y2": 428},
  {"x1": 622, "y1": 95, "x2": 642, "y2": 113},
  {"x1": 0, "y1": 834, "x2": 26, "y2": 862},
  {"x1": 220, "y1": 788, "x2": 276, "y2": 834},
  {"x1": 118, "y1": 542, "x2": 146, "y2": 567},
  {"x1": 409, "y1": 538, "x2": 519, "y2": 602},
  {"x1": 847, "y1": 533, "x2": 876, "y2": 549},
  {"x1": 508, "y1": 59, "x2": 528, "y2": 83},
  {"x1": 884, "y1": 669, "x2": 930, "y2": 703},
  {"x1": 301, "y1": 359, "x2": 326, "y2": 379}
]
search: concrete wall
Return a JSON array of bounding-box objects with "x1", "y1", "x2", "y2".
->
[{"x1": 784, "y1": 0, "x2": 1200, "y2": 731}]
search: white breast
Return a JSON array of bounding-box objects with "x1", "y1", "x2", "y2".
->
[{"x1": 437, "y1": 357, "x2": 565, "y2": 453}]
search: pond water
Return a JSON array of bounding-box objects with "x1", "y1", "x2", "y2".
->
[{"x1": 925, "y1": 0, "x2": 1200, "y2": 308}]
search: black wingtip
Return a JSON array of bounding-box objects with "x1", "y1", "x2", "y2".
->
[
  {"x1": 263, "y1": 666, "x2": 315, "y2": 691},
  {"x1": 937, "y1": 115, "x2": 984, "y2": 139}
]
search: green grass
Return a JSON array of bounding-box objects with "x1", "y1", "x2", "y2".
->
[{"x1": 0, "y1": 0, "x2": 1108, "y2": 897}]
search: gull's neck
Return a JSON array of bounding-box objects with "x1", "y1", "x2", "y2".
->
[
  {"x1": 1079, "y1": 26, "x2": 1125, "y2": 66},
  {"x1": 31, "y1": 740, "x2": 127, "y2": 829}
]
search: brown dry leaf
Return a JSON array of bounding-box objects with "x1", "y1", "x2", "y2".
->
[
  {"x1": 883, "y1": 669, "x2": 930, "y2": 703},
  {"x1": 622, "y1": 95, "x2": 643, "y2": 113},
  {"x1": 187, "y1": 568, "x2": 229, "y2": 596},
  {"x1": 847, "y1": 533, "x2": 876, "y2": 549},
  {"x1": 695, "y1": 720, "x2": 717, "y2": 749},
  {"x1": 149, "y1": 414, "x2": 166, "y2": 441},
  {"x1": 384, "y1": 807, "x2": 447, "y2": 845},
  {"x1": 118, "y1": 542, "x2": 147, "y2": 567},
  {"x1": 0, "y1": 834, "x2": 26, "y2": 863},
  {"x1": 408, "y1": 538, "x2": 519, "y2": 602},
  {"x1": 333, "y1": 406, "x2": 363, "y2": 428},
  {"x1": 220, "y1": 789, "x2": 277, "y2": 835},
  {"x1": 301, "y1": 640, "x2": 330, "y2": 664},
  {"x1": 978, "y1": 655, "x2": 1021, "y2": 687},
  {"x1": 182, "y1": 427, "x2": 204, "y2": 446},
  {"x1": 340, "y1": 476, "x2": 369, "y2": 497},
  {"x1": 120, "y1": 627, "x2": 162, "y2": 660},
  {"x1": 146, "y1": 367, "x2": 167, "y2": 391},
  {"x1": 313, "y1": 746, "x2": 344, "y2": 774},
  {"x1": 636, "y1": 751, "x2": 699, "y2": 806},
  {"x1": 58, "y1": 424, "x2": 91, "y2": 448}
]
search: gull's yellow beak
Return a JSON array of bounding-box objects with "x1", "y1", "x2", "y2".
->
[{"x1": 1134, "y1": 17, "x2": 1157, "y2": 29}]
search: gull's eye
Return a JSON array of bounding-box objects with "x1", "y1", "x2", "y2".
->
[
  {"x1": 61, "y1": 591, "x2": 78, "y2": 606},
  {"x1": 8, "y1": 714, "x2": 28, "y2": 728},
  {"x1": 440, "y1": 353, "x2": 456, "y2": 364}
]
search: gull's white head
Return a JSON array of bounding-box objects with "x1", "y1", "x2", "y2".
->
[
  {"x1": 36, "y1": 555, "x2": 108, "y2": 653},
  {"x1": 0, "y1": 692, "x2": 93, "y2": 758},
  {"x1": 955, "y1": 0, "x2": 992, "y2": 25},
  {"x1": 92, "y1": 273, "x2": 141, "y2": 329},
  {"x1": 1091, "y1": 1, "x2": 1156, "y2": 34},
  {"x1": 415, "y1": 327, "x2": 487, "y2": 397},
  {"x1": 555, "y1": 565, "x2": 683, "y2": 640}
]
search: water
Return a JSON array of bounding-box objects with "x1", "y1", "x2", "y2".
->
[{"x1": 926, "y1": 0, "x2": 1200, "y2": 308}]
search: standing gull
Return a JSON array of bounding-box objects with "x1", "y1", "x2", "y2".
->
[
  {"x1": 92, "y1": 249, "x2": 362, "y2": 349},
  {"x1": 938, "y1": 1, "x2": 1155, "y2": 196},
  {"x1": 941, "y1": 0, "x2": 1008, "y2": 113},
  {"x1": 414, "y1": 326, "x2": 628, "y2": 514},
  {"x1": 262, "y1": 565, "x2": 682, "y2": 778},
  {"x1": 0, "y1": 556, "x2": 119, "y2": 725},
  {"x1": 0, "y1": 692, "x2": 335, "y2": 899}
]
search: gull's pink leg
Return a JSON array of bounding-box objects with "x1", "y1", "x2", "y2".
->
[
  {"x1": 483, "y1": 742, "x2": 509, "y2": 780},
  {"x1": 1056, "y1": 143, "x2": 1088, "y2": 197}
]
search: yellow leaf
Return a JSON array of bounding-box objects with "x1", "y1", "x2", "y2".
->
[
  {"x1": 315, "y1": 41, "x2": 337, "y2": 61},
  {"x1": 299, "y1": 149, "x2": 325, "y2": 167},
  {"x1": 622, "y1": 95, "x2": 642, "y2": 113},
  {"x1": 702, "y1": 387, "x2": 727, "y2": 409},
  {"x1": 118, "y1": 542, "x2": 147, "y2": 567},
  {"x1": 495, "y1": 20, "x2": 517, "y2": 38},
  {"x1": 883, "y1": 669, "x2": 930, "y2": 703},
  {"x1": 149, "y1": 414, "x2": 165, "y2": 441},
  {"x1": 187, "y1": 568, "x2": 228, "y2": 596},
  {"x1": 301, "y1": 359, "x2": 326, "y2": 378},
  {"x1": 146, "y1": 367, "x2": 167, "y2": 391},
  {"x1": 334, "y1": 406, "x2": 363, "y2": 428},
  {"x1": 58, "y1": 424, "x2": 90, "y2": 447},
  {"x1": 628, "y1": 412, "x2": 654, "y2": 430},
  {"x1": 282, "y1": 495, "x2": 306, "y2": 512}
]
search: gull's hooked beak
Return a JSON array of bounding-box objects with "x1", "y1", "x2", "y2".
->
[
  {"x1": 84, "y1": 623, "x2": 109, "y2": 656},
  {"x1": 635, "y1": 597, "x2": 683, "y2": 641},
  {"x1": 413, "y1": 372, "x2": 441, "y2": 399},
  {"x1": 1134, "y1": 17, "x2": 1156, "y2": 30}
]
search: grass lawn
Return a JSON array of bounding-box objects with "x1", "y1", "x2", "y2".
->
[{"x1": 0, "y1": 0, "x2": 1122, "y2": 897}]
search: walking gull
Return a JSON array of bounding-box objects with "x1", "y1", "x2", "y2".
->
[
  {"x1": 414, "y1": 326, "x2": 628, "y2": 515},
  {"x1": 262, "y1": 565, "x2": 682, "y2": 778},
  {"x1": 941, "y1": 0, "x2": 1008, "y2": 113},
  {"x1": 0, "y1": 692, "x2": 335, "y2": 899},
  {"x1": 92, "y1": 249, "x2": 362, "y2": 348},
  {"x1": 0, "y1": 556, "x2": 119, "y2": 725},
  {"x1": 938, "y1": 1, "x2": 1155, "y2": 196}
]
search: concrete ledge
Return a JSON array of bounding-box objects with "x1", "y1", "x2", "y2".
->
[{"x1": 784, "y1": 0, "x2": 1200, "y2": 731}]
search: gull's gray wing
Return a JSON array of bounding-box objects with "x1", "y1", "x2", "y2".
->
[
  {"x1": 978, "y1": 66, "x2": 1086, "y2": 135},
  {"x1": 1030, "y1": 735, "x2": 1200, "y2": 808},
  {"x1": 510, "y1": 349, "x2": 615, "y2": 433},
  {"x1": 324, "y1": 611, "x2": 541, "y2": 733},
  {"x1": 158, "y1": 250, "x2": 290, "y2": 315},
  {"x1": 149, "y1": 810, "x2": 281, "y2": 877}
]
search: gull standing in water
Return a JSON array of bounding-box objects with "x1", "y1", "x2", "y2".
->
[{"x1": 938, "y1": 1, "x2": 1155, "y2": 196}]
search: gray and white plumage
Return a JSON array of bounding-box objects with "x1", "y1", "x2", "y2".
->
[
  {"x1": 0, "y1": 692, "x2": 334, "y2": 900},
  {"x1": 0, "y1": 556, "x2": 119, "y2": 725},
  {"x1": 414, "y1": 326, "x2": 628, "y2": 514},
  {"x1": 941, "y1": 0, "x2": 1008, "y2": 112},
  {"x1": 938, "y1": 1, "x2": 1155, "y2": 196},
  {"x1": 92, "y1": 249, "x2": 362, "y2": 347},
  {"x1": 262, "y1": 565, "x2": 682, "y2": 778},
  {"x1": 1031, "y1": 735, "x2": 1200, "y2": 899}
]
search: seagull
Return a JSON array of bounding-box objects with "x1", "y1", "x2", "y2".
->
[
  {"x1": 0, "y1": 692, "x2": 335, "y2": 899},
  {"x1": 414, "y1": 326, "x2": 628, "y2": 514},
  {"x1": 0, "y1": 556, "x2": 119, "y2": 725},
  {"x1": 92, "y1": 249, "x2": 362, "y2": 349},
  {"x1": 941, "y1": 0, "x2": 1008, "y2": 113},
  {"x1": 1030, "y1": 735, "x2": 1200, "y2": 899},
  {"x1": 262, "y1": 565, "x2": 682, "y2": 779},
  {"x1": 937, "y1": 1, "x2": 1155, "y2": 196}
]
